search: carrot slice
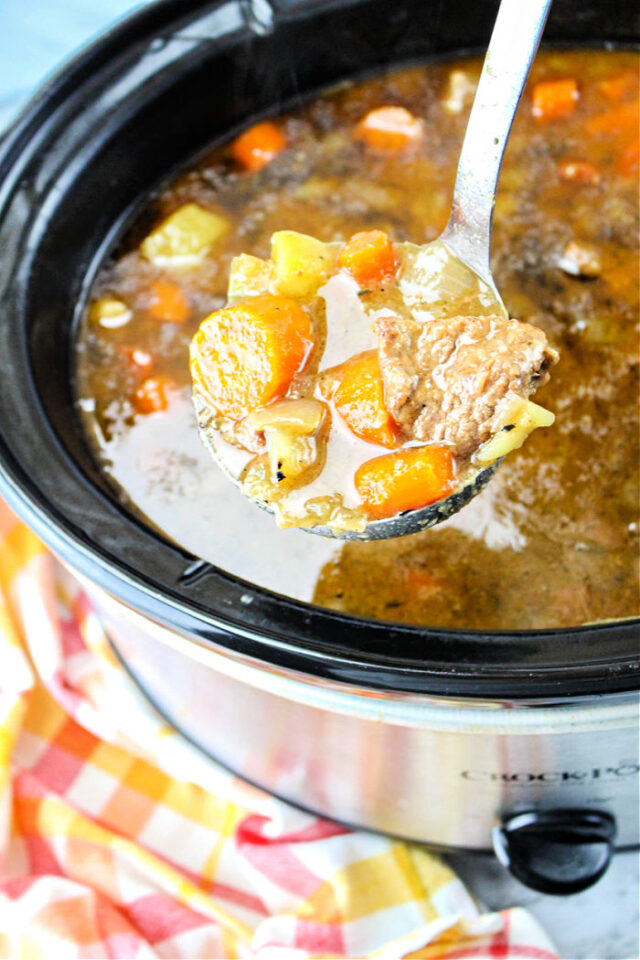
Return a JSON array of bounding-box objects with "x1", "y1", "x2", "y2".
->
[
  {"x1": 557, "y1": 160, "x2": 600, "y2": 185},
  {"x1": 532, "y1": 78, "x2": 579, "y2": 122},
  {"x1": 584, "y1": 100, "x2": 639, "y2": 136},
  {"x1": 619, "y1": 138, "x2": 639, "y2": 176},
  {"x1": 190, "y1": 295, "x2": 313, "y2": 421},
  {"x1": 354, "y1": 445, "x2": 456, "y2": 519},
  {"x1": 231, "y1": 121, "x2": 287, "y2": 171},
  {"x1": 147, "y1": 279, "x2": 191, "y2": 323},
  {"x1": 354, "y1": 106, "x2": 423, "y2": 152},
  {"x1": 329, "y1": 351, "x2": 398, "y2": 449},
  {"x1": 596, "y1": 71, "x2": 639, "y2": 103},
  {"x1": 133, "y1": 376, "x2": 174, "y2": 414},
  {"x1": 337, "y1": 230, "x2": 396, "y2": 286},
  {"x1": 402, "y1": 567, "x2": 441, "y2": 599}
]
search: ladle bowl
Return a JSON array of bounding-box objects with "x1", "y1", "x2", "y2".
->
[{"x1": 195, "y1": 0, "x2": 553, "y2": 540}]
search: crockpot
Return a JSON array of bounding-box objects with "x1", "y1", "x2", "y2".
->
[{"x1": 0, "y1": 0, "x2": 637, "y2": 896}]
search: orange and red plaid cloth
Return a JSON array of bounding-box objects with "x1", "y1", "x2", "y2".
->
[{"x1": 0, "y1": 500, "x2": 559, "y2": 959}]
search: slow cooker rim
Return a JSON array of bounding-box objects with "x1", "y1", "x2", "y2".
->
[{"x1": 0, "y1": 0, "x2": 638, "y2": 700}]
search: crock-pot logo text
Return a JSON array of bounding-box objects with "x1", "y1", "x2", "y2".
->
[{"x1": 461, "y1": 762, "x2": 639, "y2": 784}]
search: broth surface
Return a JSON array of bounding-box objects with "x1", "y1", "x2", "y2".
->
[{"x1": 76, "y1": 49, "x2": 639, "y2": 630}]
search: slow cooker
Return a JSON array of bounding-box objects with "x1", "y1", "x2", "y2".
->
[{"x1": 0, "y1": 0, "x2": 637, "y2": 896}]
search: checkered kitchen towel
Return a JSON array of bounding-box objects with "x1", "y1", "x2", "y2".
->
[{"x1": 0, "y1": 500, "x2": 559, "y2": 959}]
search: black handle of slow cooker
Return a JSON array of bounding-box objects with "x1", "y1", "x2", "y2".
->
[{"x1": 492, "y1": 809, "x2": 617, "y2": 895}]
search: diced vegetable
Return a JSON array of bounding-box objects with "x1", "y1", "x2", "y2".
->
[
  {"x1": 264, "y1": 428, "x2": 318, "y2": 484},
  {"x1": 596, "y1": 71, "x2": 639, "y2": 103},
  {"x1": 240, "y1": 441, "x2": 322, "y2": 508},
  {"x1": 558, "y1": 239, "x2": 602, "y2": 278},
  {"x1": 557, "y1": 160, "x2": 601, "y2": 185},
  {"x1": 310, "y1": 498, "x2": 368, "y2": 534},
  {"x1": 354, "y1": 106, "x2": 424, "y2": 152},
  {"x1": 532, "y1": 78, "x2": 579, "y2": 122},
  {"x1": 326, "y1": 351, "x2": 398, "y2": 448},
  {"x1": 271, "y1": 231, "x2": 336, "y2": 298},
  {"x1": 619, "y1": 139, "x2": 639, "y2": 176},
  {"x1": 140, "y1": 203, "x2": 229, "y2": 266},
  {"x1": 337, "y1": 230, "x2": 396, "y2": 286},
  {"x1": 228, "y1": 254, "x2": 273, "y2": 298},
  {"x1": 442, "y1": 70, "x2": 477, "y2": 115},
  {"x1": 120, "y1": 346, "x2": 153, "y2": 372},
  {"x1": 247, "y1": 398, "x2": 326, "y2": 433},
  {"x1": 248, "y1": 399, "x2": 327, "y2": 484},
  {"x1": 354, "y1": 445, "x2": 456, "y2": 519},
  {"x1": 231, "y1": 121, "x2": 287, "y2": 171},
  {"x1": 89, "y1": 298, "x2": 132, "y2": 329},
  {"x1": 190, "y1": 295, "x2": 314, "y2": 420},
  {"x1": 241, "y1": 456, "x2": 283, "y2": 505},
  {"x1": 402, "y1": 567, "x2": 441, "y2": 599},
  {"x1": 476, "y1": 398, "x2": 555, "y2": 464},
  {"x1": 133, "y1": 376, "x2": 174, "y2": 414},
  {"x1": 273, "y1": 494, "x2": 367, "y2": 532},
  {"x1": 399, "y1": 240, "x2": 508, "y2": 320},
  {"x1": 584, "y1": 100, "x2": 639, "y2": 136},
  {"x1": 146, "y1": 279, "x2": 191, "y2": 323}
]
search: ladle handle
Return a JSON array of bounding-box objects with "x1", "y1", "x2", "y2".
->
[{"x1": 441, "y1": 0, "x2": 554, "y2": 282}]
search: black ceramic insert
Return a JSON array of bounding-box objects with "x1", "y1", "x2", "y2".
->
[{"x1": 0, "y1": 0, "x2": 638, "y2": 697}]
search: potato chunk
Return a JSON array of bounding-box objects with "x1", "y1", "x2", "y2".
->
[
  {"x1": 140, "y1": 203, "x2": 229, "y2": 266},
  {"x1": 228, "y1": 253, "x2": 273, "y2": 298},
  {"x1": 271, "y1": 231, "x2": 337, "y2": 298}
]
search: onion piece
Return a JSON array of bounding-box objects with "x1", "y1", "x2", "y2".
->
[
  {"x1": 247, "y1": 398, "x2": 326, "y2": 434},
  {"x1": 398, "y1": 241, "x2": 507, "y2": 320}
]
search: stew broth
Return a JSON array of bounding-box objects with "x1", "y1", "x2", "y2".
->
[{"x1": 76, "y1": 49, "x2": 639, "y2": 630}]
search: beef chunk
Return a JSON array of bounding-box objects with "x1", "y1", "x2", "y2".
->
[{"x1": 375, "y1": 314, "x2": 558, "y2": 458}]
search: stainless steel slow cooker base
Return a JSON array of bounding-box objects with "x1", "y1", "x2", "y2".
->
[
  {"x1": 88, "y1": 586, "x2": 639, "y2": 864},
  {"x1": 0, "y1": 0, "x2": 637, "y2": 896}
]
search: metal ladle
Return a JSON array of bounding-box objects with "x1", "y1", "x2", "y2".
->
[{"x1": 197, "y1": 0, "x2": 554, "y2": 540}]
